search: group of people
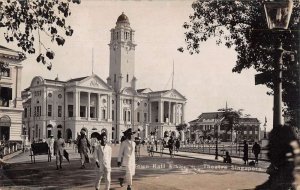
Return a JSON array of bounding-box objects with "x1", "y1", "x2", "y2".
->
[
  {"x1": 45, "y1": 128, "x2": 137, "y2": 190},
  {"x1": 223, "y1": 140, "x2": 261, "y2": 165}
]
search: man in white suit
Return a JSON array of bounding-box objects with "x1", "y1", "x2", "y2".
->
[
  {"x1": 94, "y1": 132, "x2": 111, "y2": 190},
  {"x1": 118, "y1": 128, "x2": 136, "y2": 190},
  {"x1": 54, "y1": 132, "x2": 65, "y2": 170}
]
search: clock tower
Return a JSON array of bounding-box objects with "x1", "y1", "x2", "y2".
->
[{"x1": 108, "y1": 12, "x2": 137, "y2": 92}]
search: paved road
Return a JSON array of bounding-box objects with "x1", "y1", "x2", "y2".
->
[{"x1": 0, "y1": 144, "x2": 270, "y2": 190}]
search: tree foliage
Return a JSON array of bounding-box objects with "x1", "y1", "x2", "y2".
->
[
  {"x1": 176, "y1": 123, "x2": 187, "y2": 131},
  {"x1": 180, "y1": 1, "x2": 300, "y2": 128},
  {"x1": 218, "y1": 107, "x2": 243, "y2": 134},
  {"x1": 0, "y1": 0, "x2": 81, "y2": 70}
]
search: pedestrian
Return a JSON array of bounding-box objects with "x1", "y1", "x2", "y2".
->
[
  {"x1": 47, "y1": 135, "x2": 55, "y2": 157},
  {"x1": 168, "y1": 136, "x2": 175, "y2": 157},
  {"x1": 154, "y1": 140, "x2": 158, "y2": 151},
  {"x1": 54, "y1": 132, "x2": 65, "y2": 170},
  {"x1": 91, "y1": 134, "x2": 98, "y2": 154},
  {"x1": 223, "y1": 151, "x2": 232, "y2": 164},
  {"x1": 77, "y1": 129, "x2": 91, "y2": 169},
  {"x1": 94, "y1": 132, "x2": 111, "y2": 190},
  {"x1": 252, "y1": 142, "x2": 261, "y2": 164},
  {"x1": 117, "y1": 128, "x2": 136, "y2": 190},
  {"x1": 243, "y1": 140, "x2": 249, "y2": 165},
  {"x1": 175, "y1": 138, "x2": 180, "y2": 152}
]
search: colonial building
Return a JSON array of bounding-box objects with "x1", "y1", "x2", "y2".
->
[
  {"x1": 189, "y1": 112, "x2": 261, "y2": 142},
  {"x1": 0, "y1": 45, "x2": 26, "y2": 141},
  {"x1": 22, "y1": 13, "x2": 186, "y2": 142}
]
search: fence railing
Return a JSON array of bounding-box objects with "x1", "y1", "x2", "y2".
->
[
  {"x1": 0, "y1": 141, "x2": 22, "y2": 159},
  {"x1": 178, "y1": 142, "x2": 268, "y2": 160}
]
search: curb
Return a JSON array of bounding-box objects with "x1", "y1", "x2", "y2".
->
[
  {"x1": 2, "y1": 150, "x2": 23, "y2": 161},
  {"x1": 153, "y1": 151, "x2": 270, "y2": 167}
]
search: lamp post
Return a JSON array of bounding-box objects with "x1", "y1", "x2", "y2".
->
[
  {"x1": 215, "y1": 127, "x2": 219, "y2": 160},
  {"x1": 263, "y1": 0, "x2": 294, "y2": 128}
]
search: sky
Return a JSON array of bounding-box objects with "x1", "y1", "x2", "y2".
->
[{"x1": 1, "y1": 0, "x2": 274, "y2": 131}]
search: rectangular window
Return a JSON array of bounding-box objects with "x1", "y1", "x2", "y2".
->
[
  {"x1": 0, "y1": 68, "x2": 10, "y2": 77},
  {"x1": 137, "y1": 112, "x2": 140, "y2": 122},
  {"x1": 144, "y1": 113, "x2": 147, "y2": 122},
  {"x1": 90, "y1": 107, "x2": 96, "y2": 118},
  {"x1": 244, "y1": 131, "x2": 247, "y2": 135},
  {"x1": 112, "y1": 110, "x2": 115, "y2": 121},
  {"x1": 34, "y1": 106, "x2": 37, "y2": 117},
  {"x1": 102, "y1": 109, "x2": 106, "y2": 120},
  {"x1": 124, "y1": 110, "x2": 127, "y2": 121},
  {"x1": 39, "y1": 106, "x2": 41, "y2": 117},
  {"x1": 114, "y1": 74, "x2": 116, "y2": 82},
  {"x1": 68, "y1": 105, "x2": 73, "y2": 117},
  {"x1": 58, "y1": 106, "x2": 62, "y2": 117},
  {"x1": 80, "y1": 106, "x2": 86, "y2": 117},
  {"x1": 24, "y1": 108, "x2": 27, "y2": 118},
  {"x1": 127, "y1": 74, "x2": 129, "y2": 82},
  {"x1": 48, "y1": 105, "x2": 52, "y2": 117},
  {"x1": 128, "y1": 111, "x2": 131, "y2": 122}
]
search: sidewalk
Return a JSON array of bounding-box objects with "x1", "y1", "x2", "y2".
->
[{"x1": 155, "y1": 149, "x2": 270, "y2": 169}]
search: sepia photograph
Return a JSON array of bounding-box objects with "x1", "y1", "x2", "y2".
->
[{"x1": 0, "y1": 0, "x2": 299, "y2": 189}]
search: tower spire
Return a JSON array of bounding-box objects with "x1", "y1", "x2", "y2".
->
[{"x1": 92, "y1": 48, "x2": 94, "y2": 75}]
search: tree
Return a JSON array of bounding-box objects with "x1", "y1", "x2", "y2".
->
[
  {"x1": 175, "y1": 123, "x2": 187, "y2": 132},
  {"x1": 0, "y1": 0, "x2": 81, "y2": 70},
  {"x1": 218, "y1": 107, "x2": 243, "y2": 142},
  {"x1": 179, "y1": 1, "x2": 300, "y2": 128}
]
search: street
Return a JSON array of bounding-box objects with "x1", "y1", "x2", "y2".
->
[{"x1": 0, "y1": 145, "x2": 269, "y2": 190}]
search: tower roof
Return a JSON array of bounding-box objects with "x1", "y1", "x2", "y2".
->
[{"x1": 117, "y1": 12, "x2": 130, "y2": 25}]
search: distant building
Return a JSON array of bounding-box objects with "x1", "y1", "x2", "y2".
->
[
  {"x1": 22, "y1": 13, "x2": 186, "y2": 142},
  {"x1": 0, "y1": 45, "x2": 26, "y2": 141},
  {"x1": 189, "y1": 112, "x2": 261, "y2": 142}
]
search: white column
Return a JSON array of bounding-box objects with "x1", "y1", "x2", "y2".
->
[
  {"x1": 168, "y1": 101, "x2": 171, "y2": 124},
  {"x1": 182, "y1": 103, "x2": 186, "y2": 124},
  {"x1": 174, "y1": 103, "x2": 177, "y2": 125},
  {"x1": 97, "y1": 93, "x2": 101, "y2": 121},
  {"x1": 119, "y1": 97, "x2": 123, "y2": 124},
  {"x1": 149, "y1": 102, "x2": 152, "y2": 123},
  {"x1": 65, "y1": 92, "x2": 68, "y2": 117},
  {"x1": 74, "y1": 91, "x2": 78, "y2": 118},
  {"x1": 108, "y1": 95, "x2": 112, "y2": 121},
  {"x1": 87, "y1": 92, "x2": 90, "y2": 120},
  {"x1": 158, "y1": 100, "x2": 164, "y2": 123},
  {"x1": 78, "y1": 91, "x2": 81, "y2": 117}
]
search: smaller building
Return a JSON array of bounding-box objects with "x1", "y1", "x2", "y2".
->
[
  {"x1": 189, "y1": 111, "x2": 261, "y2": 142},
  {"x1": 0, "y1": 45, "x2": 26, "y2": 141}
]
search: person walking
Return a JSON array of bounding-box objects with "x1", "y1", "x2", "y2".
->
[
  {"x1": 175, "y1": 138, "x2": 180, "y2": 152},
  {"x1": 77, "y1": 129, "x2": 91, "y2": 169},
  {"x1": 47, "y1": 135, "x2": 55, "y2": 157},
  {"x1": 94, "y1": 132, "x2": 111, "y2": 190},
  {"x1": 252, "y1": 142, "x2": 261, "y2": 164},
  {"x1": 243, "y1": 140, "x2": 249, "y2": 165},
  {"x1": 54, "y1": 133, "x2": 65, "y2": 170},
  {"x1": 168, "y1": 136, "x2": 175, "y2": 157},
  {"x1": 118, "y1": 128, "x2": 136, "y2": 190}
]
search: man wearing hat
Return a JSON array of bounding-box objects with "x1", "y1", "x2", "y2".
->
[
  {"x1": 118, "y1": 128, "x2": 136, "y2": 190},
  {"x1": 77, "y1": 129, "x2": 91, "y2": 169},
  {"x1": 47, "y1": 134, "x2": 55, "y2": 157}
]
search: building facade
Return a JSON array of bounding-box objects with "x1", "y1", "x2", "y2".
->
[
  {"x1": 189, "y1": 112, "x2": 261, "y2": 142},
  {"x1": 0, "y1": 45, "x2": 25, "y2": 141},
  {"x1": 23, "y1": 13, "x2": 186, "y2": 142}
]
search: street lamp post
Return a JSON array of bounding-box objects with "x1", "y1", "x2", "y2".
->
[
  {"x1": 263, "y1": 0, "x2": 294, "y2": 128},
  {"x1": 215, "y1": 123, "x2": 219, "y2": 160},
  {"x1": 255, "y1": 1, "x2": 298, "y2": 189}
]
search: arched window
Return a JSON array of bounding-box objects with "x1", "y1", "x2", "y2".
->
[{"x1": 127, "y1": 74, "x2": 129, "y2": 82}]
